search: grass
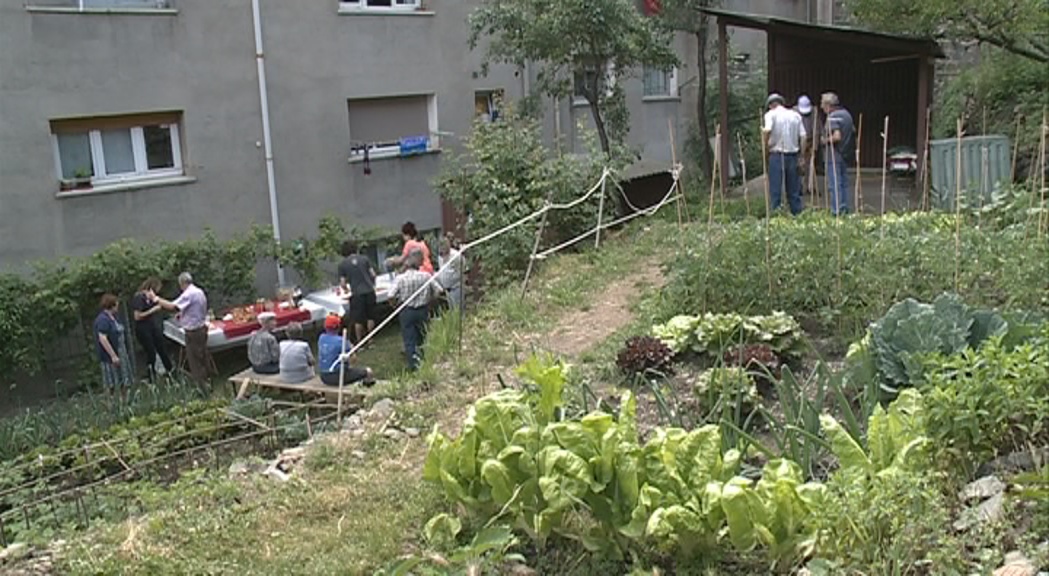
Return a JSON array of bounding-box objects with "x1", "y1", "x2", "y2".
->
[{"x1": 37, "y1": 220, "x2": 680, "y2": 575}]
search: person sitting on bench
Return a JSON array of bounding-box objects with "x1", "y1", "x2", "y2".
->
[
  {"x1": 248, "y1": 312, "x2": 280, "y2": 374},
  {"x1": 317, "y1": 315, "x2": 375, "y2": 386},
  {"x1": 279, "y1": 322, "x2": 315, "y2": 384}
]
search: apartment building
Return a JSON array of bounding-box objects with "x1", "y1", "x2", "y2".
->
[{"x1": 0, "y1": 0, "x2": 817, "y2": 275}]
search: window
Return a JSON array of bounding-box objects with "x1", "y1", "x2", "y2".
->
[
  {"x1": 573, "y1": 63, "x2": 615, "y2": 102},
  {"x1": 474, "y1": 90, "x2": 504, "y2": 122},
  {"x1": 51, "y1": 112, "x2": 183, "y2": 190},
  {"x1": 339, "y1": 0, "x2": 420, "y2": 11},
  {"x1": 642, "y1": 66, "x2": 678, "y2": 98},
  {"x1": 347, "y1": 94, "x2": 438, "y2": 161},
  {"x1": 29, "y1": 0, "x2": 172, "y2": 10}
]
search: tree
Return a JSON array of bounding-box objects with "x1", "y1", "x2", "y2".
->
[
  {"x1": 848, "y1": 0, "x2": 1049, "y2": 63},
  {"x1": 468, "y1": 0, "x2": 678, "y2": 157},
  {"x1": 659, "y1": 0, "x2": 718, "y2": 181}
]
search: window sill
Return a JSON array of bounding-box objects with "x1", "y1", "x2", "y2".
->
[
  {"x1": 337, "y1": 6, "x2": 434, "y2": 16},
  {"x1": 348, "y1": 148, "x2": 441, "y2": 164},
  {"x1": 642, "y1": 95, "x2": 681, "y2": 103},
  {"x1": 26, "y1": 5, "x2": 178, "y2": 15},
  {"x1": 55, "y1": 175, "x2": 196, "y2": 198}
]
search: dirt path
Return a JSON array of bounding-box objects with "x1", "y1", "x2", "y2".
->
[{"x1": 543, "y1": 263, "x2": 666, "y2": 358}]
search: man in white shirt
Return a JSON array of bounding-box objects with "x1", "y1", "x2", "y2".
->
[{"x1": 763, "y1": 93, "x2": 808, "y2": 215}]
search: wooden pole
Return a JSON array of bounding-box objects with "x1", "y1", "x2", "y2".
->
[
  {"x1": 718, "y1": 21, "x2": 731, "y2": 202},
  {"x1": 737, "y1": 132, "x2": 750, "y2": 217},
  {"x1": 810, "y1": 107, "x2": 820, "y2": 208},
  {"x1": 1010, "y1": 114, "x2": 1023, "y2": 183},
  {"x1": 920, "y1": 107, "x2": 932, "y2": 211},
  {"x1": 855, "y1": 113, "x2": 864, "y2": 214},
  {"x1": 708, "y1": 124, "x2": 722, "y2": 227},
  {"x1": 336, "y1": 328, "x2": 348, "y2": 427},
  {"x1": 880, "y1": 116, "x2": 889, "y2": 223},
  {"x1": 760, "y1": 110, "x2": 773, "y2": 299},
  {"x1": 521, "y1": 197, "x2": 553, "y2": 299},
  {"x1": 1039, "y1": 109, "x2": 1048, "y2": 238},
  {"x1": 668, "y1": 117, "x2": 687, "y2": 230},
  {"x1": 594, "y1": 174, "x2": 607, "y2": 249},
  {"x1": 954, "y1": 118, "x2": 964, "y2": 291}
]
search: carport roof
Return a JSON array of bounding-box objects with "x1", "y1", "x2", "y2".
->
[{"x1": 699, "y1": 7, "x2": 945, "y2": 58}]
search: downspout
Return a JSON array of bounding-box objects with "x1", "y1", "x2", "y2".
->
[{"x1": 251, "y1": 0, "x2": 286, "y2": 287}]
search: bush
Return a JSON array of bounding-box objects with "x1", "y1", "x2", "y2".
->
[{"x1": 658, "y1": 213, "x2": 1049, "y2": 339}]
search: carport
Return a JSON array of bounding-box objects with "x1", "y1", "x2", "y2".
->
[{"x1": 703, "y1": 8, "x2": 945, "y2": 198}]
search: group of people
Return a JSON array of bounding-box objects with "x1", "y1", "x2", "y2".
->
[
  {"x1": 93, "y1": 272, "x2": 215, "y2": 398},
  {"x1": 89, "y1": 214, "x2": 469, "y2": 395},
  {"x1": 763, "y1": 91, "x2": 855, "y2": 216}
]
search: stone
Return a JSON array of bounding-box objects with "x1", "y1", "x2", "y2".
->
[
  {"x1": 370, "y1": 398, "x2": 396, "y2": 421},
  {"x1": 0, "y1": 543, "x2": 29, "y2": 564},
  {"x1": 383, "y1": 428, "x2": 405, "y2": 440},
  {"x1": 351, "y1": 450, "x2": 366, "y2": 460},
  {"x1": 954, "y1": 492, "x2": 1005, "y2": 532},
  {"x1": 959, "y1": 476, "x2": 1006, "y2": 502},
  {"x1": 508, "y1": 565, "x2": 539, "y2": 576},
  {"x1": 404, "y1": 427, "x2": 421, "y2": 438},
  {"x1": 263, "y1": 463, "x2": 290, "y2": 482},
  {"x1": 342, "y1": 414, "x2": 363, "y2": 431},
  {"x1": 280, "y1": 447, "x2": 307, "y2": 462},
  {"x1": 993, "y1": 551, "x2": 1037, "y2": 576}
]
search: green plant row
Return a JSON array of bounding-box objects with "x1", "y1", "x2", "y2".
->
[
  {"x1": 421, "y1": 356, "x2": 943, "y2": 572},
  {"x1": 659, "y1": 212, "x2": 1049, "y2": 339}
]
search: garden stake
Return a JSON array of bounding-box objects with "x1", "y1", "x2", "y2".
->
[
  {"x1": 855, "y1": 113, "x2": 864, "y2": 214},
  {"x1": 880, "y1": 116, "x2": 889, "y2": 226},
  {"x1": 1040, "y1": 109, "x2": 1048, "y2": 238},
  {"x1": 811, "y1": 106, "x2": 821, "y2": 209},
  {"x1": 708, "y1": 123, "x2": 722, "y2": 227},
  {"x1": 954, "y1": 118, "x2": 964, "y2": 291},
  {"x1": 668, "y1": 117, "x2": 688, "y2": 229},
  {"x1": 521, "y1": 192, "x2": 554, "y2": 300},
  {"x1": 760, "y1": 110, "x2": 773, "y2": 299},
  {"x1": 0, "y1": 513, "x2": 7, "y2": 547},
  {"x1": 1010, "y1": 114, "x2": 1023, "y2": 183},
  {"x1": 594, "y1": 171, "x2": 607, "y2": 249},
  {"x1": 829, "y1": 138, "x2": 844, "y2": 315},
  {"x1": 921, "y1": 107, "x2": 932, "y2": 211},
  {"x1": 336, "y1": 328, "x2": 348, "y2": 427},
  {"x1": 305, "y1": 411, "x2": 313, "y2": 439},
  {"x1": 737, "y1": 132, "x2": 750, "y2": 217}
]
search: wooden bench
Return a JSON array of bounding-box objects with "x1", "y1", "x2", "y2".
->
[{"x1": 227, "y1": 367, "x2": 370, "y2": 408}]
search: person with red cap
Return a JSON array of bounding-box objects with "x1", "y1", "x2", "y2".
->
[{"x1": 317, "y1": 314, "x2": 375, "y2": 386}]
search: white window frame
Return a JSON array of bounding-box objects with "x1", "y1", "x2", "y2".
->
[
  {"x1": 338, "y1": 0, "x2": 420, "y2": 12},
  {"x1": 349, "y1": 95, "x2": 439, "y2": 163},
  {"x1": 642, "y1": 66, "x2": 679, "y2": 100},
  {"x1": 572, "y1": 62, "x2": 616, "y2": 106},
  {"x1": 52, "y1": 123, "x2": 183, "y2": 186}
]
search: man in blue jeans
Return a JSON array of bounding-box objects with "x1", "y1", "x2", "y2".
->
[
  {"x1": 820, "y1": 92, "x2": 855, "y2": 215},
  {"x1": 391, "y1": 248, "x2": 443, "y2": 371},
  {"x1": 762, "y1": 93, "x2": 807, "y2": 215}
]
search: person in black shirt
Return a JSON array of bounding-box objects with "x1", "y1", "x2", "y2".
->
[
  {"x1": 131, "y1": 277, "x2": 173, "y2": 381},
  {"x1": 337, "y1": 240, "x2": 378, "y2": 344}
]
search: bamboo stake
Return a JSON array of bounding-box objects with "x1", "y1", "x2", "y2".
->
[
  {"x1": 855, "y1": 113, "x2": 864, "y2": 214},
  {"x1": 336, "y1": 328, "x2": 348, "y2": 427},
  {"x1": 668, "y1": 118, "x2": 689, "y2": 227},
  {"x1": 760, "y1": 111, "x2": 773, "y2": 299},
  {"x1": 880, "y1": 116, "x2": 889, "y2": 224},
  {"x1": 520, "y1": 190, "x2": 555, "y2": 299},
  {"x1": 708, "y1": 123, "x2": 722, "y2": 227},
  {"x1": 954, "y1": 119, "x2": 964, "y2": 291},
  {"x1": 920, "y1": 107, "x2": 932, "y2": 211},
  {"x1": 829, "y1": 139, "x2": 844, "y2": 304},
  {"x1": 594, "y1": 174, "x2": 607, "y2": 249},
  {"x1": 1039, "y1": 109, "x2": 1048, "y2": 238},
  {"x1": 1010, "y1": 114, "x2": 1023, "y2": 183},
  {"x1": 737, "y1": 132, "x2": 750, "y2": 217}
]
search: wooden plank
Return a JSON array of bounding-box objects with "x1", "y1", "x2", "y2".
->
[{"x1": 227, "y1": 367, "x2": 376, "y2": 403}]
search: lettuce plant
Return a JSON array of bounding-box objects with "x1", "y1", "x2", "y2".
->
[{"x1": 653, "y1": 311, "x2": 804, "y2": 361}]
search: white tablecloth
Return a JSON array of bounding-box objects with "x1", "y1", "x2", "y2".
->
[
  {"x1": 305, "y1": 276, "x2": 395, "y2": 316},
  {"x1": 163, "y1": 300, "x2": 328, "y2": 350}
]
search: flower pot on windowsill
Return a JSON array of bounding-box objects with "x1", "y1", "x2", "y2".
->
[{"x1": 59, "y1": 178, "x2": 92, "y2": 191}]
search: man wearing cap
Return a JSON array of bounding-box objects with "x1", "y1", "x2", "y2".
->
[
  {"x1": 820, "y1": 92, "x2": 855, "y2": 215},
  {"x1": 247, "y1": 312, "x2": 280, "y2": 374},
  {"x1": 317, "y1": 315, "x2": 375, "y2": 387},
  {"x1": 794, "y1": 95, "x2": 819, "y2": 195},
  {"x1": 763, "y1": 93, "x2": 807, "y2": 215}
]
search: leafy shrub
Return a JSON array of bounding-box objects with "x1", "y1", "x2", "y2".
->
[
  {"x1": 921, "y1": 331, "x2": 1049, "y2": 475},
  {"x1": 694, "y1": 367, "x2": 759, "y2": 425},
  {"x1": 659, "y1": 213, "x2": 1049, "y2": 339},
  {"x1": 723, "y1": 344, "x2": 781, "y2": 379},
  {"x1": 616, "y1": 336, "x2": 674, "y2": 378},
  {"x1": 652, "y1": 311, "x2": 803, "y2": 359}
]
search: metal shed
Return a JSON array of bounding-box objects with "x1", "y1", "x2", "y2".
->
[{"x1": 703, "y1": 8, "x2": 945, "y2": 197}]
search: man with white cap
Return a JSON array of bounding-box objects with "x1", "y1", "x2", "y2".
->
[
  {"x1": 247, "y1": 311, "x2": 280, "y2": 374},
  {"x1": 763, "y1": 92, "x2": 807, "y2": 215},
  {"x1": 793, "y1": 95, "x2": 819, "y2": 195}
]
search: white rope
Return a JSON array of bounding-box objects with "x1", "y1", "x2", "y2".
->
[
  {"x1": 533, "y1": 174, "x2": 681, "y2": 260},
  {"x1": 334, "y1": 168, "x2": 610, "y2": 368}
]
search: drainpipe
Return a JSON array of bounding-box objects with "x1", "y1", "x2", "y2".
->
[{"x1": 251, "y1": 0, "x2": 286, "y2": 287}]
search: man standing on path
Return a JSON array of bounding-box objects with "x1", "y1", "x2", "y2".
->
[
  {"x1": 391, "y1": 249, "x2": 443, "y2": 371},
  {"x1": 155, "y1": 272, "x2": 213, "y2": 386},
  {"x1": 763, "y1": 93, "x2": 807, "y2": 215},
  {"x1": 337, "y1": 240, "x2": 378, "y2": 345},
  {"x1": 794, "y1": 95, "x2": 819, "y2": 198},
  {"x1": 821, "y1": 92, "x2": 855, "y2": 215}
]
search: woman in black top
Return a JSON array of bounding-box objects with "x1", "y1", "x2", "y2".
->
[{"x1": 131, "y1": 277, "x2": 173, "y2": 380}]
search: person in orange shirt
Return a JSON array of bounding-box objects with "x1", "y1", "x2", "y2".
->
[{"x1": 387, "y1": 221, "x2": 434, "y2": 274}]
